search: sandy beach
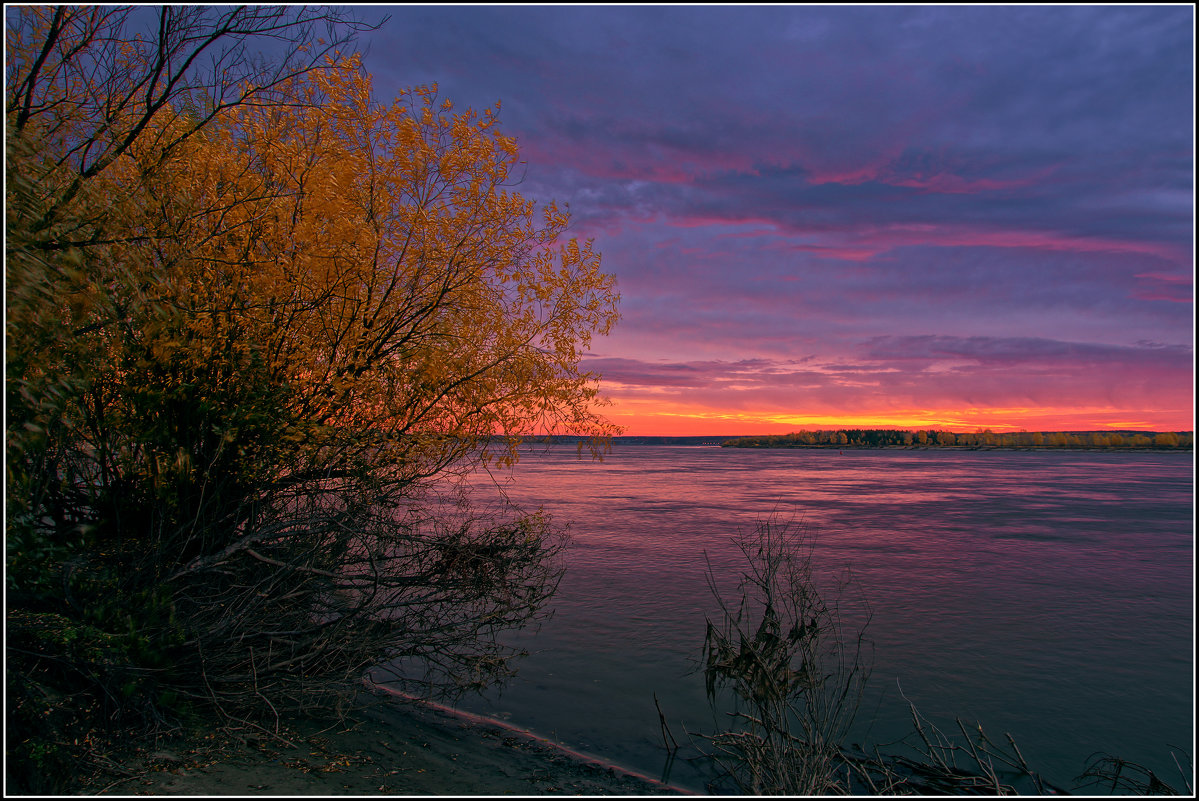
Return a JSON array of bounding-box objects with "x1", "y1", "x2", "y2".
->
[{"x1": 83, "y1": 686, "x2": 691, "y2": 796}]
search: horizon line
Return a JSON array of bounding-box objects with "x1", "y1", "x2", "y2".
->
[{"x1": 522, "y1": 428, "x2": 1195, "y2": 438}]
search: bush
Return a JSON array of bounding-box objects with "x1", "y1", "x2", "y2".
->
[{"x1": 698, "y1": 517, "x2": 872, "y2": 794}]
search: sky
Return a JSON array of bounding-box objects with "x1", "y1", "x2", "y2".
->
[{"x1": 359, "y1": 5, "x2": 1193, "y2": 436}]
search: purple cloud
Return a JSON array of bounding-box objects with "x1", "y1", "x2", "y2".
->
[{"x1": 362, "y1": 6, "x2": 1193, "y2": 432}]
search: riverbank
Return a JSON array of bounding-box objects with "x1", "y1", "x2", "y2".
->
[{"x1": 80, "y1": 686, "x2": 687, "y2": 796}]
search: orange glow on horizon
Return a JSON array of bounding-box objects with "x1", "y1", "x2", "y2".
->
[{"x1": 598, "y1": 400, "x2": 1194, "y2": 437}]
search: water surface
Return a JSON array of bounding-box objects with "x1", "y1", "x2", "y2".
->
[{"x1": 388, "y1": 447, "x2": 1193, "y2": 792}]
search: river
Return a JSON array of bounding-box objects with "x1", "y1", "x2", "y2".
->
[{"x1": 381, "y1": 446, "x2": 1194, "y2": 792}]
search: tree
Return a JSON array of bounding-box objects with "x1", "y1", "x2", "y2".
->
[{"x1": 6, "y1": 6, "x2": 619, "y2": 791}]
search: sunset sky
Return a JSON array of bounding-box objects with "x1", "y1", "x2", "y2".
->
[{"x1": 364, "y1": 5, "x2": 1193, "y2": 435}]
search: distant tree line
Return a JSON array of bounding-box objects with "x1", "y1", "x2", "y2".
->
[{"x1": 722, "y1": 429, "x2": 1193, "y2": 450}]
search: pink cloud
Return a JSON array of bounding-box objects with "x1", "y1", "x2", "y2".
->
[
  {"x1": 758, "y1": 221, "x2": 1189, "y2": 264},
  {"x1": 588, "y1": 340, "x2": 1194, "y2": 435},
  {"x1": 1133, "y1": 272, "x2": 1193, "y2": 303}
]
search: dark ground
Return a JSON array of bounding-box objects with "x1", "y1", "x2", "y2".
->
[{"x1": 74, "y1": 689, "x2": 689, "y2": 796}]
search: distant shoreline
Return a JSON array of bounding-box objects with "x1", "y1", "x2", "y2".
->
[
  {"x1": 719, "y1": 443, "x2": 1194, "y2": 452},
  {"x1": 515, "y1": 436, "x2": 1193, "y2": 452},
  {"x1": 519, "y1": 431, "x2": 1193, "y2": 450},
  {"x1": 719, "y1": 428, "x2": 1192, "y2": 451}
]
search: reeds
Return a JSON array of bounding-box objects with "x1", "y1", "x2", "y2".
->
[
  {"x1": 690, "y1": 516, "x2": 1192, "y2": 795},
  {"x1": 839, "y1": 695, "x2": 1070, "y2": 795},
  {"x1": 695, "y1": 516, "x2": 872, "y2": 794}
]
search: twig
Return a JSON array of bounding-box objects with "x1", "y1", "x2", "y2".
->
[
  {"x1": 654, "y1": 692, "x2": 679, "y2": 754},
  {"x1": 94, "y1": 774, "x2": 139, "y2": 795},
  {"x1": 1169, "y1": 749, "x2": 1191, "y2": 795}
]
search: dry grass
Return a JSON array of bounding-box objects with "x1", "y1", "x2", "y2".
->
[{"x1": 692, "y1": 516, "x2": 1191, "y2": 796}]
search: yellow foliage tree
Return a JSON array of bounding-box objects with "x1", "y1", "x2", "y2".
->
[
  {"x1": 82, "y1": 53, "x2": 620, "y2": 496},
  {"x1": 6, "y1": 8, "x2": 618, "y2": 782}
]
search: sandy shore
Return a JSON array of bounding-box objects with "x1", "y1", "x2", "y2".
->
[{"x1": 85, "y1": 686, "x2": 692, "y2": 796}]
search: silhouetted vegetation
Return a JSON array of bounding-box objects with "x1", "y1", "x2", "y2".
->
[
  {"x1": 696, "y1": 518, "x2": 872, "y2": 793},
  {"x1": 723, "y1": 429, "x2": 1193, "y2": 450},
  {"x1": 694, "y1": 518, "x2": 1193, "y2": 795}
]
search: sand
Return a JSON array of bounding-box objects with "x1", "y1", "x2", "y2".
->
[{"x1": 85, "y1": 687, "x2": 692, "y2": 796}]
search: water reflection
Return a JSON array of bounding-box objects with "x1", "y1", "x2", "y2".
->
[{"x1": 425, "y1": 447, "x2": 1192, "y2": 792}]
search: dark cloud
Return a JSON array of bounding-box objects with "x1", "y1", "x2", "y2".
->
[{"x1": 859, "y1": 336, "x2": 1193, "y2": 370}]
